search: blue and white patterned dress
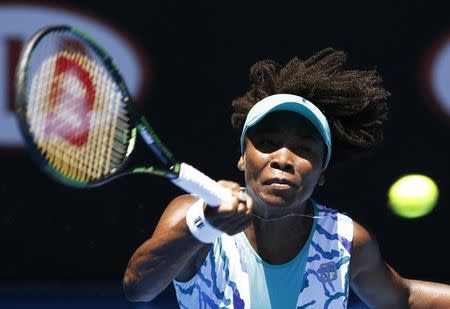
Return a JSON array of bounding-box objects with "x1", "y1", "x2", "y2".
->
[{"x1": 174, "y1": 200, "x2": 353, "y2": 309}]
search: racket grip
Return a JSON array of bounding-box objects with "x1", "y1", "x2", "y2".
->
[{"x1": 171, "y1": 163, "x2": 232, "y2": 207}]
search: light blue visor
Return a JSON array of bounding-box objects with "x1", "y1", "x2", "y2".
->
[{"x1": 240, "y1": 94, "x2": 332, "y2": 170}]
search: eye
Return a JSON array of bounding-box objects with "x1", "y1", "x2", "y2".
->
[
  {"x1": 253, "y1": 136, "x2": 279, "y2": 152},
  {"x1": 289, "y1": 144, "x2": 314, "y2": 157},
  {"x1": 260, "y1": 138, "x2": 276, "y2": 148}
]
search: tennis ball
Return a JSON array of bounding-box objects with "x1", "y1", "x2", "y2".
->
[{"x1": 388, "y1": 174, "x2": 439, "y2": 218}]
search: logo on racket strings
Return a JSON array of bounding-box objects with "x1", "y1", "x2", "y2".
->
[{"x1": 45, "y1": 54, "x2": 95, "y2": 147}]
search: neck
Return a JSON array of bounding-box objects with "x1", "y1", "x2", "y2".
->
[
  {"x1": 252, "y1": 198, "x2": 315, "y2": 221},
  {"x1": 245, "y1": 200, "x2": 315, "y2": 264}
]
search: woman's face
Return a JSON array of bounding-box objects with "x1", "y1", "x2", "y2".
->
[{"x1": 239, "y1": 111, "x2": 325, "y2": 210}]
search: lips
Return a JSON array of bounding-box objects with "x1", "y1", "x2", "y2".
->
[{"x1": 263, "y1": 177, "x2": 298, "y2": 189}]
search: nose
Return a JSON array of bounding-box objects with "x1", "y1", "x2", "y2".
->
[{"x1": 269, "y1": 147, "x2": 294, "y2": 173}]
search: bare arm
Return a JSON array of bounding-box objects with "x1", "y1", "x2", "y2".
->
[
  {"x1": 123, "y1": 181, "x2": 252, "y2": 302},
  {"x1": 350, "y1": 221, "x2": 450, "y2": 308},
  {"x1": 123, "y1": 194, "x2": 207, "y2": 302},
  {"x1": 350, "y1": 221, "x2": 410, "y2": 308},
  {"x1": 408, "y1": 279, "x2": 450, "y2": 308}
]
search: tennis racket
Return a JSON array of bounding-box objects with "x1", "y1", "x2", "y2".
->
[{"x1": 15, "y1": 25, "x2": 230, "y2": 207}]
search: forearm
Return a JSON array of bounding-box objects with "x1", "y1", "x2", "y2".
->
[
  {"x1": 408, "y1": 279, "x2": 450, "y2": 308},
  {"x1": 123, "y1": 220, "x2": 205, "y2": 302}
]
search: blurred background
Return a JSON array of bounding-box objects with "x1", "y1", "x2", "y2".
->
[{"x1": 1, "y1": 1, "x2": 449, "y2": 308}]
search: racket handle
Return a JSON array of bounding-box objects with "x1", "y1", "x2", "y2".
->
[{"x1": 171, "y1": 163, "x2": 232, "y2": 207}]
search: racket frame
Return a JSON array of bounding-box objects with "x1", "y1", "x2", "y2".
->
[{"x1": 15, "y1": 25, "x2": 178, "y2": 188}]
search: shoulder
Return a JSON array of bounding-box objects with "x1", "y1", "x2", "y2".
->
[
  {"x1": 315, "y1": 202, "x2": 349, "y2": 218},
  {"x1": 314, "y1": 202, "x2": 374, "y2": 250},
  {"x1": 352, "y1": 221, "x2": 379, "y2": 253},
  {"x1": 350, "y1": 220, "x2": 382, "y2": 277},
  {"x1": 315, "y1": 202, "x2": 354, "y2": 229},
  {"x1": 312, "y1": 205, "x2": 380, "y2": 278}
]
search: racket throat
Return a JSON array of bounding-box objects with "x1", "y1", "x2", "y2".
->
[
  {"x1": 132, "y1": 164, "x2": 179, "y2": 179},
  {"x1": 137, "y1": 117, "x2": 177, "y2": 167}
]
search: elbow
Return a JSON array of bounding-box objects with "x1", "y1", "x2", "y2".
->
[{"x1": 123, "y1": 272, "x2": 157, "y2": 302}]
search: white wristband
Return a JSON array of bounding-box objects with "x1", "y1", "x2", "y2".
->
[{"x1": 186, "y1": 200, "x2": 223, "y2": 243}]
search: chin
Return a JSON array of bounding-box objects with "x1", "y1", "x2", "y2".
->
[{"x1": 259, "y1": 192, "x2": 297, "y2": 208}]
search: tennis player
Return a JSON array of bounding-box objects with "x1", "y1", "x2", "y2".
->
[{"x1": 123, "y1": 48, "x2": 450, "y2": 308}]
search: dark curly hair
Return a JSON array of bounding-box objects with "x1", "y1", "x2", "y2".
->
[{"x1": 231, "y1": 48, "x2": 390, "y2": 164}]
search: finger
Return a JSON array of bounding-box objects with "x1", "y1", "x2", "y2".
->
[
  {"x1": 237, "y1": 201, "x2": 246, "y2": 214},
  {"x1": 224, "y1": 198, "x2": 249, "y2": 218},
  {"x1": 217, "y1": 180, "x2": 242, "y2": 192},
  {"x1": 210, "y1": 195, "x2": 245, "y2": 217},
  {"x1": 237, "y1": 188, "x2": 247, "y2": 202},
  {"x1": 240, "y1": 191, "x2": 253, "y2": 216}
]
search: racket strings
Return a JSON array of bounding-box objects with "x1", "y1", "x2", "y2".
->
[{"x1": 26, "y1": 33, "x2": 132, "y2": 183}]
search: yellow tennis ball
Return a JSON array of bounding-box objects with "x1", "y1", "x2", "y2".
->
[{"x1": 388, "y1": 174, "x2": 439, "y2": 218}]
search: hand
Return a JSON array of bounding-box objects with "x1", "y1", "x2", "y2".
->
[{"x1": 204, "y1": 180, "x2": 253, "y2": 236}]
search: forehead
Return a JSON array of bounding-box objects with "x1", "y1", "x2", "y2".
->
[{"x1": 246, "y1": 110, "x2": 322, "y2": 139}]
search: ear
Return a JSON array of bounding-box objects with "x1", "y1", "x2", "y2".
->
[
  {"x1": 317, "y1": 173, "x2": 325, "y2": 186},
  {"x1": 237, "y1": 155, "x2": 245, "y2": 171}
]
